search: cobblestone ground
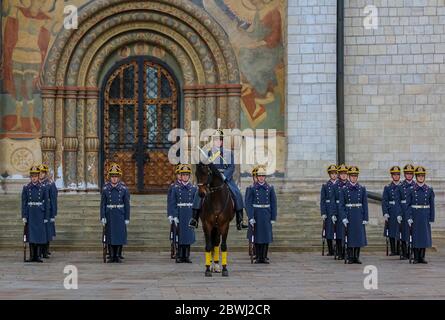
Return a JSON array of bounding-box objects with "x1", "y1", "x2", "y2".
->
[{"x1": 0, "y1": 245, "x2": 444, "y2": 300}]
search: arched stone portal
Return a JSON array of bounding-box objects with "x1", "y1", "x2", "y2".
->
[{"x1": 40, "y1": 0, "x2": 241, "y2": 191}]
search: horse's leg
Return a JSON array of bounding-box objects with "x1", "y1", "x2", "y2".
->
[
  {"x1": 220, "y1": 223, "x2": 230, "y2": 277},
  {"x1": 203, "y1": 223, "x2": 213, "y2": 277},
  {"x1": 211, "y1": 227, "x2": 221, "y2": 273}
]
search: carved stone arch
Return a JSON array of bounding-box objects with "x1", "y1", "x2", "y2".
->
[{"x1": 41, "y1": 0, "x2": 241, "y2": 191}]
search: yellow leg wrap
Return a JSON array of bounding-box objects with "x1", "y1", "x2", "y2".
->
[
  {"x1": 213, "y1": 246, "x2": 220, "y2": 262},
  {"x1": 222, "y1": 251, "x2": 228, "y2": 266},
  {"x1": 205, "y1": 252, "x2": 212, "y2": 266}
]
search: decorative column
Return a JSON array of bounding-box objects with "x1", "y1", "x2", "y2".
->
[
  {"x1": 77, "y1": 89, "x2": 86, "y2": 190},
  {"x1": 205, "y1": 86, "x2": 217, "y2": 129},
  {"x1": 64, "y1": 88, "x2": 78, "y2": 189},
  {"x1": 40, "y1": 87, "x2": 57, "y2": 175},
  {"x1": 227, "y1": 84, "x2": 242, "y2": 129},
  {"x1": 85, "y1": 88, "x2": 100, "y2": 191}
]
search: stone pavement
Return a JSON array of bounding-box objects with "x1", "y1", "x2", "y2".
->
[{"x1": 0, "y1": 247, "x2": 444, "y2": 300}]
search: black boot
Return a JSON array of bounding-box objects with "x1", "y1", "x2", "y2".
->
[
  {"x1": 263, "y1": 244, "x2": 270, "y2": 264},
  {"x1": 254, "y1": 244, "x2": 261, "y2": 263},
  {"x1": 355, "y1": 248, "x2": 362, "y2": 264},
  {"x1": 327, "y1": 240, "x2": 334, "y2": 256},
  {"x1": 176, "y1": 245, "x2": 184, "y2": 263},
  {"x1": 189, "y1": 209, "x2": 200, "y2": 228},
  {"x1": 118, "y1": 246, "x2": 124, "y2": 260},
  {"x1": 336, "y1": 239, "x2": 344, "y2": 259},
  {"x1": 42, "y1": 243, "x2": 50, "y2": 259},
  {"x1": 114, "y1": 246, "x2": 121, "y2": 263},
  {"x1": 26, "y1": 244, "x2": 34, "y2": 263},
  {"x1": 396, "y1": 240, "x2": 401, "y2": 255},
  {"x1": 264, "y1": 244, "x2": 270, "y2": 262},
  {"x1": 33, "y1": 245, "x2": 43, "y2": 263},
  {"x1": 413, "y1": 248, "x2": 419, "y2": 264},
  {"x1": 235, "y1": 210, "x2": 248, "y2": 230},
  {"x1": 389, "y1": 238, "x2": 397, "y2": 256},
  {"x1": 347, "y1": 248, "x2": 354, "y2": 264},
  {"x1": 420, "y1": 248, "x2": 427, "y2": 264},
  {"x1": 107, "y1": 244, "x2": 112, "y2": 259},
  {"x1": 107, "y1": 245, "x2": 114, "y2": 263},
  {"x1": 400, "y1": 241, "x2": 407, "y2": 260},
  {"x1": 184, "y1": 245, "x2": 192, "y2": 263}
]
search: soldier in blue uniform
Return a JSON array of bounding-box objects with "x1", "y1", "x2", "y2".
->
[
  {"x1": 333, "y1": 164, "x2": 349, "y2": 259},
  {"x1": 339, "y1": 166, "x2": 368, "y2": 264},
  {"x1": 320, "y1": 164, "x2": 338, "y2": 256},
  {"x1": 406, "y1": 166, "x2": 435, "y2": 264},
  {"x1": 167, "y1": 164, "x2": 182, "y2": 259},
  {"x1": 21, "y1": 166, "x2": 50, "y2": 263},
  {"x1": 382, "y1": 166, "x2": 402, "y2": 256},
  {"x1": 245, "y1": 165, "x2": 277, "y2": 263},
  {"x1": 189, "y1": 129, "x2": 247, "y2": 230},
  {"x1": 38, "y1": 164, "x2": 58, "y2": 258},
  {"x1": 171, "y1": 164, "x2": 197, "y2": 263},
  {"x1": 399, "y1": 164, "x2": 416, "y2": 259},
  {"x1": 100, "y1": 163, "x2": 130, "y2": 263},
  {"x1": 246, "y1": 166, "x2": 258, "y2": 257}
]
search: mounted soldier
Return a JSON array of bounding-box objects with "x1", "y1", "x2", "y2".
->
[
  {"x1": 100, "y1": 163, "x2": 130, "y2": 263},
  {"x1": 320, "y1": 164, "x2": 338, "y2": 256},
  {"x1": 382, "y1": 166, "x2": 402, "y2": 256},
  {"x1": 189, "y1": 129, "x2": 247, "y2": 230},
  {"x1": 21, "y1": 165, "x2": 50, "y2": 263}
]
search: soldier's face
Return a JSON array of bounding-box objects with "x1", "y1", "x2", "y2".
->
[
  {"x1": 349, "y1": 175, "x2": 358, "y2": 184},
  {"x1": 257, "y1": 176, "x2": 266, "y2": 183},
  {"x1": 176, "y1": 174, "x2": 181, "y2": 181},
  {"x1": 31, "y1": 174, "x2": 39, "y2": 183},
  {"x1": 329, "y1": 173, "x2": 337, "y2": 180},
  {"x1": 339, "y1": 173, "x2": 348, "y2": 181},
  {"x1": 391, "y1": 174, "x2": 400, "y2": 182},
  {"x1": 110, "y1": 176, "x2": 120, "y2": 184},
  {"x1": 405, "y1": 173, "x2": 414, "y2": 181},
  {"x1": 39, "y1": 172, "x2": 47, "y2": 180},
  {"x1": 416, "y1": 175, "x2": 425, "y2": 184},
  {"x1": 181, "y1": 173, "x2": 190, "y2": 183},
  {"x1": 213, "y1": 138, "x2": 223, "y2": 148}
]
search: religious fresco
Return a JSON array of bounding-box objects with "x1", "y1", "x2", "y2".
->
[{"x1": 0, "y1": 0, "x2": 287, "y2": 180}]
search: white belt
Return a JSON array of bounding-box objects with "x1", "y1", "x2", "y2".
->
[
  {"x1": 412, "y1": 205, "x2": 430, "y2": 209},
  {"x1": 401, "y1": 200, "x2": 407, "y2": 204},
  {"x1": 107, "y1": 204, "x2": 124, "y2": 209},
  {"x1": 336, "y1": 200, "x2": 340, "y2": 204},
  {"x1": 28, "y1": 202, "x2": 43, "y2": 206},
  {"x1": 253, "y1": 204, "x2": 270, "y2": 208},
  {"x1": 177, "y1": 203, "x2": 193, "y2": 207},
  {"x1": 346, "y1": 203, "x2": 362, "y2": 208},
  {"x1": 389, "y1": 201, "x2": 396, "y2": 205},
  {"x1": 325, "y1": 200, "x2": 331, "y2": 203}
]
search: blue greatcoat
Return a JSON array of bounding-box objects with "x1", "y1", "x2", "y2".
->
[
  {"x1": 167, "y1": 180, "x2": 181, "y2": 218},
  {"x1": 382, "y1": 182, "x2": 402, "y2": 238},
  {"x1": 100, "y1": 182, "x2": 130, "y2": 245},
  {"x1": 21, "y1": 182, "x2": 50, "y2": 244},
  {"x1": 245, "y1": 185, "x2": 254, "y2": 241},
  {"x1": 399, "y1": 180, "x2": 415, "y2": 242},
  {"x1": 406, "y1": 183, "x2": 435, "y2": 249},
  {"x1": 320, "y1": 180, "x2": 338, "y2": 240},
  {"x1": 339, "y1": 183, "x2": 368, "y2": 248},
  {"x1": 171, "y1": 182, "x2": 197, "y2": 245},
  {"x1": 41, "y1": 178, "x2": 58, "y2": 241},
  {"x1": 245, "y1": 182, "x2": 277, "y2": 244},
  {"x1": 333, "y1": 180, "x2": 349, "y2": 239}
]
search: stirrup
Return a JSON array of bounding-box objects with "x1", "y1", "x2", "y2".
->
[{"x1": 189, "y1": 218, "x2": 198, "y2": 228}]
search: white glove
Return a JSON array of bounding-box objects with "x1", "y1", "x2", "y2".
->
[
  {"x1": 44, "y1": 219, "x2": 48, "y2": 223},
  {"x1": 168, "y1": 216, "x2": 174, "y2": 224},
  {"x1": 249, "y1": 218, "x2": 256, "y2": 226},
  {"x1": 50, "y1": 218, "x2": 55, "y2": 223},
  {"x1": 397, "y1": 216, "x2": 402, "y2": 224},
  {"x1": 221, "y1": 174, "x2": 227, "y2": 181},
  {"x1": 362, "y1": 220, "x2": 368, "y2": 225},
  {"x1": 408, "y1": 219, "x2": 413, "y2": 226},
  {"x1": 101, "y1": 218, "x2": 107, "y2": 226},
  {"x1": 331, "y1": 215, "x2": 337, "y2": 223},
  {"x1": 321, "y1": 214, "x2": 327, "y2": 220},
  {"x1": 384, "y1": 214, "x2": 389, "y2": 221},
  {"x1": 22, "y1": 218, "x2": 27, "y2": 224},
  {"x1": 342, "y1": 218, "x2": 349, "y2": 227},
  {"x1": 174, "y1": 217, "x2": 179, "y2": 224},
  {"x1": 271, "y1": 220, "x2": 276, "y2": 225},
  {"x1": 125, "y1": 220, "x2": 130, "y2": 225}
]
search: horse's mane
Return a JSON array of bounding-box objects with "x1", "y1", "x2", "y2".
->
[{"x1": 197, "y1": 162, "x2": 224, "y2": 182}]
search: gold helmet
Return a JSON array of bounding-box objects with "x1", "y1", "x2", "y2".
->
[
  {"x1": 108, "y1": 162, "x2": 122, "y2": 176},
  {"x1": 414, "y1": 166, "x2": 426, "y2": 176},
  {"x1": 327, "y1": 164, "x2": 338, "y2": 174},
  {"x1": 403, "y1": 164, "x2": 415, "y2": 174},
  {"x1": 256, "y1": 165, "x2": 267, "y2": 176},
  {"x1": 38, "y1": 164, "x2": 49, "y2": 173},
  {"x1": 389, "y1": 166, "x2": 401, "y2": 174},
  {"x1": 337, "y1": 164, "x2": 349, "y2": 173},
  {"x1": 348, "y1": 166, "x2": 360, "y2": 175},
  {"x1": 29, "y1": 165, "x2": 40, "y2": 175},
  {"x1": 251, "y1": 166, "x2": 259, "y2": 177},
  {"x1": 212, "y1": 129, "x2": 224, "y2": 139},
  {"x1": 178, "y1": 164, "x2": 192, "y2": 174},
  {"x1": 174, "y1": 164, "x2": 182, "y2": 174}
]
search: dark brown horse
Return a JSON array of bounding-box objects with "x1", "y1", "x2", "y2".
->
[{"x1": 195, "y1": 162, "x2": 235, "y2": 277}]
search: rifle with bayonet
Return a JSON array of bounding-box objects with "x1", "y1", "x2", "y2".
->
[
  {"x1": 23, "y1": 223, "x2": 29, "y2": 262},
  {"x1": 384, "y1": 220, "x2": 389, "y2": 256},
  {"x1": 321, "y1": 218, "x2": 326, "y2": 256},
  {"x1": 170, "y1": 220, "x2": 179, "y2": 259},
  {"x1": 102, "y1": 225, "x2": 107, "y2": 263},
  {"x1": 249, "y1": 223, "x2": 255, "y2": 264}
]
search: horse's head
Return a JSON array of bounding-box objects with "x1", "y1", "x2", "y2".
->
[{"x1": 195, "y1": 162, "x2": 223, "y2": 197}]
